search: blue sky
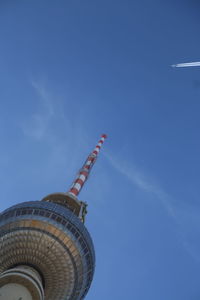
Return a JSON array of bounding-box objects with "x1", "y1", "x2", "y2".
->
[{"x1": 1, "y1": 1, "x2": 200, "y2": 299}]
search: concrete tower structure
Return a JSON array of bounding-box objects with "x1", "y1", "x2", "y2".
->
[{"x1": 0, "y1": 134, "x2": 107, "y2": 300}]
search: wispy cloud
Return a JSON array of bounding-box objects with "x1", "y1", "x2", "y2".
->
[
  {"x1": 106, "y1": 152, "x2": 200, "y2": 262},
  {"x1": 20, "y1": 79, "x2": 92, "y2": 188},
  {"x1": 21, "y1": 80, "x2": 54, "y2": 140},
  {"x1": 21, "y1": 80, "x2": 89, "y2": 147},
  {"x1": 106, "y1": 152, "x2": 176, "y2": 218}
]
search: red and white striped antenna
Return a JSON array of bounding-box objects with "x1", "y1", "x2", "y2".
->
[
  {"x1": 68, "y1": 134, "x2": 107, "y2": 198},
  {"x1": 42, "y1": 134, "x2": 107, "y2": 222}
]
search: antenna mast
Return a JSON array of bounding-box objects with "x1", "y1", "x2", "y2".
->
[
  {"x1": 42, "y1": 134, "x2": 107, "y2": 222},
  {"x1": 68, "y1": 134, "x2": 107, "y2": 197}
]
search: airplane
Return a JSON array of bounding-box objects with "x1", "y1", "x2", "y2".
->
[{"x1": 172, "y1": 61, "x2": 200, "y2": 68}]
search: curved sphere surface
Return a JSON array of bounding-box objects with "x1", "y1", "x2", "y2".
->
[{"x1": 0, "y1": 201, "x2": 95, "y2": 300}]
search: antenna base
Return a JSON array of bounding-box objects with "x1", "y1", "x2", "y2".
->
[{"x1": 41, "y1": 193, "x2": 87, "y2": 222}]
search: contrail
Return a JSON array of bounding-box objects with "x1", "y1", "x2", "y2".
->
[{"x1": 172, "y1": 61, "x2": 200, "y2": 68}]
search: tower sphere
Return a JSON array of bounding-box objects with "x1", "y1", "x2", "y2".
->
[{"x1": 0, "y1": 198, "x2": 95, "y2": 299}]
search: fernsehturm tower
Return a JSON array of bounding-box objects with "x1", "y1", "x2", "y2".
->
[{"x1": 0, "y1": 134, "x2": 107, "y2": 300}]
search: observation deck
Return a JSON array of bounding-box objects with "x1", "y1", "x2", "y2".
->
[{"x1": 0, "y1": 199, "x2": 95, "y2": 300}]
